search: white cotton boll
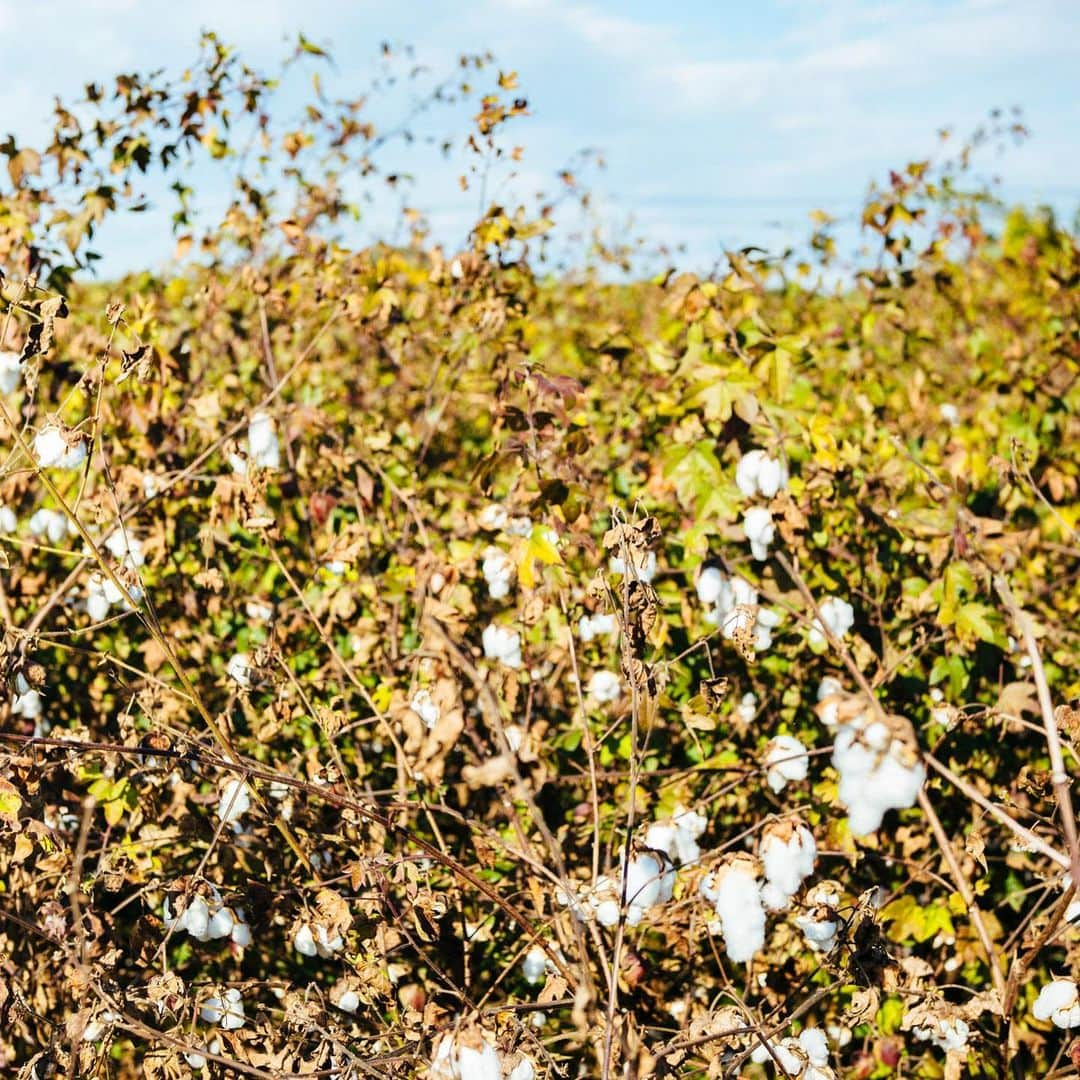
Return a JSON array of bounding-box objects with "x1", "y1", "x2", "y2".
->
[
  {"x1": 1066, "y1": 899, "x2": 1080, "y2": 924},
  {"x1": 315, "y1": 924, "x2": 344, "y2": 956},
  {"x1": 457, "y1": 1041, "x2": 501, "y2": 1080},
  {"x1": 294, "y1": 923, "x2": 317, "y2": 957},
  {"x1": 481, "y1": 546, "x2": 514, "y2": 599},
  {"x1": 809, "y1": 597, "x2": 855, "y2": 649},
  {"x1": 761, "y1": 823, "x2": 817, "y2": 909},
  {"x1": 799, "y1": 1027, "x2": 830, "y2": 1066},
  {"x1": 337, "y1": 989, "x2": 360, "y2": 1014},
  {"x1": 705, "y1": 858, "x2": 767, "y2": 964},
  {"x1": 182, "y1": 896, "x2": 212, "y2": 941},
  {"x1": 247, "y1": 410, "x2": 280, "y2": 470},
  {"x1": 482, "y1": 623, "x2": 522, "y2": 669},
  {"x1": 608, "y1": 549, "x2": 657, "y2": 582},
  {"x1": 797, "y1": 912, "x2": 839, "y2": 952},
  {"x1": 231, "y1": 913, "x2": 252, "y2": 947},
  {"x1": 743, "y1": 507, "x2": 775, "y2": 561},
  {"x1": 477, "y1": 504, "x2": 509, "y2": 531},
  {"x1": 0, "y1": 350, "x2": 21, "y2": 394},
  {"x1": 579, "y1": 612, "x2": 618, "y2": 641},
  {"x1": 940, "y1": 403, "x2": 959, "y2": 425},
  {"x1": 623, "y1": 852, "x2": 667, "y2": 918},
  {"x1": 30, "y1": 508, "x2": 71, "y2": 545},
  {"x1": 587, "y1": 670, "x2": 621, "y2": 703},
  {"x1": 697, "y1": 566, "x2": 725, "y2": 606},
  {"x1": 817, "y1": 676, "x2": 844, "y2": 702},
  {"x1": 12, "y1": 689, "x2": 44, "y2": 719},
  {"x1": 185, "y1": 1049, "x2": 207, "y2": 1070},
  {"x1": 34, "y1": 424, "x2": 87, "y2": 470},
  {"x1": 200, "y1": 988, "x2": 245, "y2": 1030},
  {"x1": 735, "y1": 449, "x2": 765, "y2": 497},
  {"x1": 737, "y1": 692, "x2": 757, "y2": 726},
  {"x1": 226, "y1": 653, "x2": 252, "y2": 688},
  {"x1": 1034, "y1": 979, "x2": 1080, "y2": 1027},
  {"x1": 506, "y1": 516, "x2": 533, "y2": 538},
  {"x1": 410, "y1": 688, "x2": 440, "y2": 730},
  {"x1": 507, "y1": 1058, "x2": 536, "y2": 1080},
  {"x1": 206, "y1": 906, "x2": 235, "y2": 939},
  {"x1": 765, "y1": 734, "x2": 809, "y2": 794},
  {"x1": 647, "y1": 806, "x2": 708, "y2": 866},
  {"x1": 522, "y1": 945, "x2": 548, "y2": 985},
  {"x1": 0, "y1": 506, "x2": 17, "y2": 533},
  {"x1": 216, "y1": 780, "x2": 251, "y2": 826},
  {"x1": 104, "y1": 529, "x2": 145, "y2": 567}
]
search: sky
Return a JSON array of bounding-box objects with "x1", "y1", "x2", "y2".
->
[{"x1": 1, "y1": 0, "x2": 1077, "y2": 277}]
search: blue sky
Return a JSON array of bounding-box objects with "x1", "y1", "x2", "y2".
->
[{"x1": 1, "y1": 0, "x2": 1077, "y2": 276}]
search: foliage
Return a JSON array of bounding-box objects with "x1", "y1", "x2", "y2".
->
[{"x1": 0, "y1": 35, "x2": 1078, "y2": 1080}]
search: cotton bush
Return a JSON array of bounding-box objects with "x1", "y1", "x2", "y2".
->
[{"x1": 0, "y1": 35, "x2": 1077, "y2": 1080}]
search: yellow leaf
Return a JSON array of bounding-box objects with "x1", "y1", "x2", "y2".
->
[{"x1": 0, "y1": 779, "x2": 21, "y2": 823}]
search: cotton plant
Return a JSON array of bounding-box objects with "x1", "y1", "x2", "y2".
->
[
  {"x1": 1033, "y1": 979, "x2": 1080, "y2": 1028},
  {"x1": 765, "y1": 734, "x2": 810, "y2": 794},
  {"x1": 808, "y1": 597, "x2": 855, "y2": 649},
  {"x1": 586, "y1": 669, "x2": 621, "y2": 704},
  {"x1": 33, "y1": 422, "x2": 88, "y2": 470},
  {"x1": 831, "y1": 708, "x2": 925, "y2": 835},
  {"x1": 482, "y1": 623, "x2": 522, "y2": 669},
  {"x1": 759, "y1": 818, "x2": 817, "y2": 911},
  {"x1": 578, "y1": 611, "x2": 618, "y2": 642},
  {"x1": 429, "y1": 1030, "x2": 523, "y2": 1080},
  {"x1": 795, "y1": 881, "x2": 842, "y2": 953},
  {"x1": 11, "y1": 673, "x2": 44, "y2": 722},
  {"x1": 696, "y1": 566, "x2": 780, "y2": 652},
  {"x1": 751, "y1": 1027, "x2": 834, "y2": 1079},
  {"x1": 644, "y1": 806, "x2": 708, "y2": 867},
  {"x1": 736, "y1": 448, "x2": 789, "y2": 499},
  {"x1": 480, "y1": 545, "x2": 515, "y2": 599},
  {"x1": 0, "y1": 505, "x2": 17, "y2": 533},
  {"x1": 163, "y1": 884, "x2": 251, "y2": 947},
  {"x1": 556, "y1": 853, "x2": 674, "y2": 929},
  {"x1": 199, "y1": 987, "x2": 246, "y2": 1030},
  {"x1": 699, "y1": 852, "x2": 767, "y2": 963}
]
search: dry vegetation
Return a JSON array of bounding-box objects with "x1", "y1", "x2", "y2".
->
[{"x1": 1, "y1": 32, "x2": 1079, "y2": 1080}]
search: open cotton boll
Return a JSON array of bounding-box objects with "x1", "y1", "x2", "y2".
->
[
  {"x1": 522, "y1": 945, "x2": 548, "y2": 985},
  {"x1": 335, "y1": 988, "x2": 361, "y2": 1014},
  {"x1": 247, "y1": 410, "x2": 281, "y2": 470},
  {"x1": 104, "y1": 528, "x2": 145, "y2": 568},
  {"x1": 743, "y1": 507, "x2": 775, "y2": 561},
  {"x1": 697, "y1": 566, "x2": 725, "y2": 606},
  {"x1": 736, "y1": 449, "x2": 788, "y2": 499},
  {"x1": 808, "y1": 596, "x2": 855, "y2": 649},
  {"x1": 623, "y1": 850, "x2": 675, "y2": 925},
  {"x1": 226, "y1": 653, "x2": 252, "y2": 688},
  {"x1": 29, "y1": 508, "x2": 74, "y2": 545},
  {"x1": 587, "y1": 670, "x2": 621, "y2": 703},
  {"x1": 760, "y1": 820, "x2": 817, "y2": 911},
  {"x1": 765, "y1": 734, "x2": 810, "y2": 794},
  {"x1": 507, "y1": 1056, "x2": 536, "y2": 1080},
  {"x1": 410, "y1": 688, "x2": 440, "y2": 730},
  {"x1": 200, "y1": 987, "x2": 246, "y2": 1030},
  {"x1": 216, "y1": 779, "x2": 251, "y2": 826},
  {"x1": 645, "y1": 806, "x2": 708, "y2": 867},
  {"x1": 736, "y1": 692, "x2": 758, "y2": 726},
  {"x1": 12, "y1": 687, "x2": 44, "y2": 719},
  {"x1": 913, "y1": 1016, "x2": 970, "y2": 1052},
  {"x1": 699, "y1": 853, "x2": 767, "y2": 963},
  {"x1": 609, "y1": 549, "x2": 657, "y2": 583},
  {"x1": 477, "y1": 503, "x2": 509, "y2": 531},
  {"x1": 750, "y1": 1039, "x2": 804, "y2": 1075},
  {"x1": 33, "y1": 424, "x2": 88, "y2": 470},
  {"x1": 940, "y1": 402, "x2": 960, "y2": 425},
  {"x1": 0, "y1": 505, "x2": 17, "y2": 533},
  {"x1": 816, "y1": 676, "x2": 844, "y2": 702},
  {"x1": 481, "y1": 546, "x2": 514, "y2": 599},
  {"x1": 831, "y1": 709, "x2": 924, "y2": 835},
  {"x1": 578, "y1": 612, "x2": 618, "y2": 641},
  {"x1": 796, "y1": 882, "x2": 842, "y2": 953},
  {"x1": 430, "y1": 1033, "x2": 502, "y2": 1080},
  {"x1": 482, "y1": 623, "x2": 522, "y2": 669},
  {"x1": 0, "y1": 350, "x2": 21, "y2": 394},
  {"x1": 1033, "y1": 979, "x2": 1080, "y2": 1028}
]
